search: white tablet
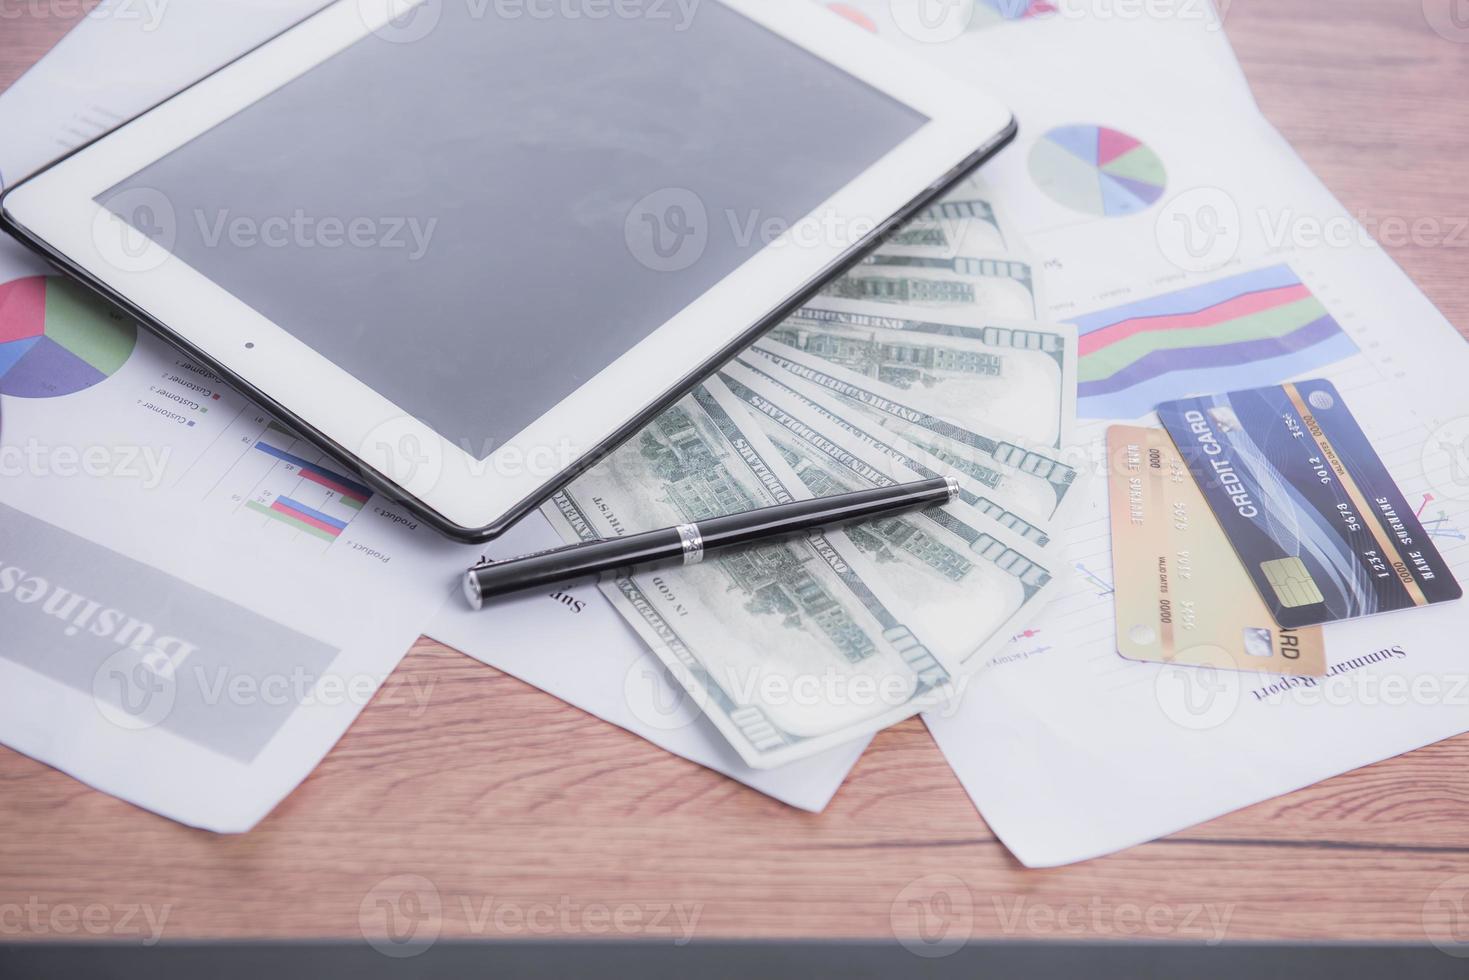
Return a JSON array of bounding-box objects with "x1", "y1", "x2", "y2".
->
[{"x1": 0, "y1": 0, "x2": 1014, "y2": 541}]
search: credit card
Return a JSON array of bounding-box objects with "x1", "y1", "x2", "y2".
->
[
  {"x1": 1107, "y1": 425, "x2": 1325, "y2": 676},
  {"x1": 1158, "y1": 380, "x2": 1462, "y2": 628}
]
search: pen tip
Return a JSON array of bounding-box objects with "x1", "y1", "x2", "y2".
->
[
  {"x1": 945, "y1": 476, "x2": 961, "y2": 501},
  {"x1": 463, "y1": 569, "x2": 483, "y2": 610}
]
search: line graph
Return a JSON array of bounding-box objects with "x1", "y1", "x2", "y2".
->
[{"x1": 1074, "y1": 264, "x2": 1358, "y2": 419}]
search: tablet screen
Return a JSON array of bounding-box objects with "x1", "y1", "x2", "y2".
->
[{"x1": 101, "y1": 2, "x2": 925, "y2": 457}]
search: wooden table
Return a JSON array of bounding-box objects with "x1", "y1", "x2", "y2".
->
[{"x1": 3, "y1": 0, "x2": 1469, "y2": 947}]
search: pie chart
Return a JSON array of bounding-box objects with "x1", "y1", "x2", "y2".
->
[
  {"x1": 1028, "y1": 124, "x2": 1167, "y2": 218},
  {"x1": 0, "y1": 275, "x2": 136, "y2": 398}
]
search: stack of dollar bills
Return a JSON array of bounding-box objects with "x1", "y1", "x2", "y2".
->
[{"x1": 542, "y1": 176, "x2": 1080, "y2": 769}]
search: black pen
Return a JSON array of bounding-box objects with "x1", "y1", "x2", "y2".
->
[{"x1": 463, "y1": 476, "x2": 960, "y2": 609}]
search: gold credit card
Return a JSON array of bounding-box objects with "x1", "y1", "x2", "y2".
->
[{"x1": 1107, "y1": 425, "x2": 1326, "y2": 676}]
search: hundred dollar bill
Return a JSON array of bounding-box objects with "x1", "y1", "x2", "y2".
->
[
  {"x1": 764, "y1": 296, "x2": 1077, "y2": 449},
  {"x1": 719, "y1": 361, "x2": 1061, "y2": 672},
  {"x1": 744, "y1": 341, "x2": 1081, "y2": 521},
  {"x1": 539, "y1": 380, "x2": 962, "y2": 769},
  {"x1": 723, "y1": 355, "x2": 1052, "y2": 550},
  {"x1": 880, "y1": 177, "x2": 1015, "y2": 260},
  {"x1": 823, "y1": 252, "x2": 1041, "y2": 320}
]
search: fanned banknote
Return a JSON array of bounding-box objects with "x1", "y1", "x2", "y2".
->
[
  {"x1": 823, "y1": 252, "x2": 1042, "y2": 319},
  {"x1": 722, "y1": 354, "x2": 1053, "y2": 549},
  {"x1": 743, "y1": 340, "x2": 1081, "y2": 522},
  {"x1": 541, "y1": 381, "x2": 969, "y2": 769},
  {"x1": 880, "y1": 176, "x2": 1016, "y2": 259},
  {"x1": 764, "y1": 295, "x2": 1077, "y2": 450},
  {"x1": 718, "y1": 359, "x2": 1060, "y2": 672}
]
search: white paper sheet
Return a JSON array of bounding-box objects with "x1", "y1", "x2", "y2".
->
[
  {"x1": 0, "y1": 243, "x2": 478, "y2": 830},
  {"x1": 842, "y1": 2, "x2": 1469, "y2": 865}
]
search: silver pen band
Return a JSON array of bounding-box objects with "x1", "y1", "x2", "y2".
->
[
  {"x1": 675, "y1": 523, "x2": 704, "y2": 565},
  {"x1": 945, "y1": 476, "x2": 961, "y2": 501}
]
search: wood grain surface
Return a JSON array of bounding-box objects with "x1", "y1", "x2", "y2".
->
[{"x1": 2, "y1": 0, "x2": 1469, "y2": 946}]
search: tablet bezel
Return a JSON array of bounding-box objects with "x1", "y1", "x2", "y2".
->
[{"x1": 0, "y1": 0, "x2": 1016, "y2": 542}]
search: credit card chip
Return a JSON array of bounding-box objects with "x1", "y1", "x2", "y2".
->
[{"x1": 1261, "y1": 557, "x2": 1324, "y2": 608}]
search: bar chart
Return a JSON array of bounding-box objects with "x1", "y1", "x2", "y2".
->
[{"x1": 202, "y1": 418, "x2": 374, "y2": 546}]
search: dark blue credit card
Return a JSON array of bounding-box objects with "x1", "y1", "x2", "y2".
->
[{"x1": 1157, "y1": 379, "x2": 1462, "y2": 628}]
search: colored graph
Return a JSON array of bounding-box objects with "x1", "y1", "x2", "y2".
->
[
  {"x1": 1075, "y1": 264, "x2": 1359, "y2": 420},
  {"x1": 975, "y1": 0, "x2": 1056, "y2": 22},
  {"x1": 1029, "y1": 125, "x2": 1166, "y2": 218},
  {"x1": 825, "y1": 0, "x2": 1054, "y2": 34},
  {"x1": 235, "y1": 423, "x2": 372, "y2": 542},
  {"x1": 0, "y1": 275, "x2": 136, "y2": 398}
]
